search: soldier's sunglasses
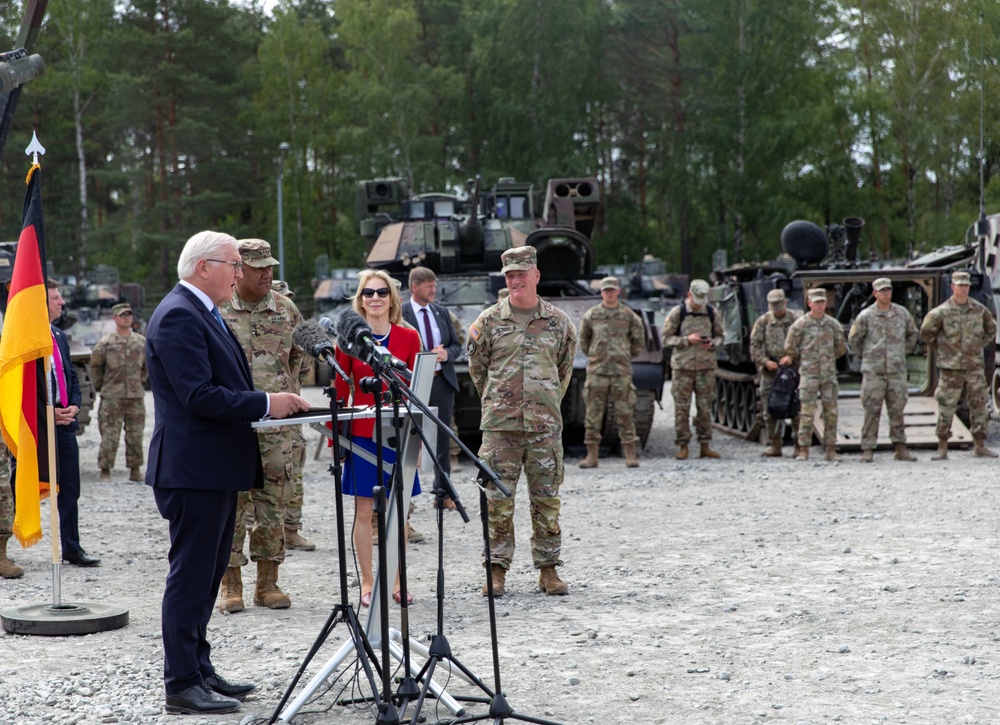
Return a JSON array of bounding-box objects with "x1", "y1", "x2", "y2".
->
[{"x1": 361, "y1": 287, "x2": 391, "y2": 299}]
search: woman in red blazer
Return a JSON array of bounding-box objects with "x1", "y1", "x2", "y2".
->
[{"x1": 334, "y1": 269, "x2": 421, "y2": 606}]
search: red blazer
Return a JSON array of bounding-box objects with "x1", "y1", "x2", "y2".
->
[{"x1": 334, "y1": 323, "x2": 421, "y2": 438}]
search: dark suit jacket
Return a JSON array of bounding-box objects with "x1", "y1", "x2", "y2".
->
[
  {"x1": 402, "y1": 300, "x2": 461, "y2": 393},
  {"x1": 51, "y1": 325, "x2": 82, "y2": 432},
  {"x1": 145, "y1": 283, "x2": 267, "y2": 491}
]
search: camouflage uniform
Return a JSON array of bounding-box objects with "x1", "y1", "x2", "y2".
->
[
  {"x1": 920, "y1": 296, "x2": 996, "y2": 440},
  {"x1": 848, "y1": 302, "x2": 919, "y2": 448},
  {"x1": 221, "y1": 289, "x2": 304, "y2": 565},
  {"x1": 579, "y1": 302, "x2": 644, "y2": 445},
  {"x1": 282, "y1": 323, "x2": 310, "y2": 538},
  {"x1": 90, "y1": 330, "x2": 148, "y2": 472},
  {"x1": 749, "y1": 307, "x2": 801, "y2": 438},
  {"x1": 784, "y1": 313, "x2": 847, "y2": 448},
  {"x1": 468, "y1": 297, "x2": 576, "y2": 571},
  {"x1": 661, "y1": 301, "x2": 725, "y2": 444},
  {"x1": 0, "y1": 437, "x2": 11, "y2": 539}
]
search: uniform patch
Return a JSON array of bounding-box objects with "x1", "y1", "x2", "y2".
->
[
  {"x1": 466, "y1": 339, "x2": 477, "y2": 356},
  {"x1": 469, "y1": 323, "x2": 481, "y2": 340}
]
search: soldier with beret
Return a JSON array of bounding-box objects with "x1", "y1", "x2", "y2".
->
[
  {"x1": 920, "y1": 270, "x2": 997, "y2": 459},
  {"x1": 661, "y1": 279, "x2": 725, "y2": 460},
  {"x1": 90, "y1": 301, "x2": 147, "y2": 482},
  {"x1": 749, "y1": 288, "x2": 801, "y2": 457},
  {"x1": 578, "y1": 276, "x2": 645, "y2": 468},
  {"x1": 784, "y1": 288, "x2": 847, "y2": 461},
  {"x1": 848, "y1": 278, "x2": 920, "y2": 462},
  {"x1": 468, "y1": 245, "x2": 577, "y2": 597},
  {"x1": 218, "y1": 238, "x2": 305, "y2": 612}
]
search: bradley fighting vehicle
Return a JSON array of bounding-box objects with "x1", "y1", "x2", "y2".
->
[
  {"x1": 351, "y1": 175, "x2": 667, "y2": 450},
  {"x1": 708, "y1": 217, "x2": 994, "y2": 450}
]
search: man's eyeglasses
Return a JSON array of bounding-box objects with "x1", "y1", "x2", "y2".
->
[
  {"x1": 206, "y1": 259, "x2": 243, "y2": 271},
  {"x1": 361, "y1": 287, "x2": 391, "y2": 299}
]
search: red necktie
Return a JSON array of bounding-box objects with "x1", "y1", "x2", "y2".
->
[
  {"x1": 420, "y1": 308, "x2": 434, "y2": 352},
  {"x1": 51, "y1": 333, "x2": 68, "y2": 406}
]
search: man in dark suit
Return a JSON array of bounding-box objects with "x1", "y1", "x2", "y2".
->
[
  {"x1": 145, "y1": 231, "x2": 309, "y2": 715},
  {"x1": 403, "y1": 266, "x2": 462, "y2": 508},
  {"x1": 47, "y1": 280, "x2": 99, "y2": 567}
]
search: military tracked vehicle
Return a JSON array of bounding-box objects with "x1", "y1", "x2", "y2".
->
[
  {"x1": 353, "y1": 175, "x2": 667, "y2": 450},
  {"x1": 709, "y1": 217, "x2": 994, "y2": 449}
]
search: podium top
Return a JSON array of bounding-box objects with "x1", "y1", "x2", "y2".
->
[{"x1": 251, "y1": 405, "x2": 424, "y2": 429}]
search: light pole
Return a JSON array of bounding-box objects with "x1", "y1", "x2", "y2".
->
[{"x1": 276, "y1": 141, "x2": 290, "y2": 277}]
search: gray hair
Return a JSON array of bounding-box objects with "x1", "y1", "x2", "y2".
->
[{"x1": 177, "y1": 231, "x2": 239, "y2": 279}]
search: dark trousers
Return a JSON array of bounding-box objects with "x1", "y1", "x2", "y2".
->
[
  {"x1": 55, "y1": 427, "x2": 81, "y2": 556},
  {"x1": 429, "y1": 376, "x2": 455, "y2": 486},
  {"x1": 153, "y1": 487, "x2": 238, "y2": 694}
]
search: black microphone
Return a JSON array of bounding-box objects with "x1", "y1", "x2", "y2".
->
[
  {"x1": 333, "y1": 307, "x2": 410, "y2": 372},
  {"x1": 291, "y1": 319, "x2": 349, "y2": 382}
]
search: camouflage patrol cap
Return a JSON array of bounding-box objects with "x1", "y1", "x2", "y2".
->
[
  {"x1": 766, "y1": 289, "x2": 786, "y2": 305},
  {"x1": 872, "y1": 277, "x2": 892, "y2": 291},
  {"x1": 500, "y1": 246, "x2": 537, "y2": 274},
  {"x1": 111, "y1": 302, "x2": 132, "y2": 316},
  {"x1": 689, "y1": 279, "x2": 710, "y2": 304},
  {"x1": 600, "y1": 276, "x2": 620, "y2": 291},
  {"x1": 952, "y1": 270, "x2": 971, "y2": 286},
  {"x1": 271, "y1": 280, "x2": 294, "y2": 298},
  {"x1": 238, "y1": 238, "x2": 279, "y2": 268},
  {"x1": 807, "y1": 288, "x2": 827, "y2": 302}
]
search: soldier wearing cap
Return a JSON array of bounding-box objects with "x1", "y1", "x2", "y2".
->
[
  {"x1": 749, "y1": 288, "x2": 801, "y2": 456},
  {"x1": 661, "y1": 279, "x2": 725, "y2": 459},
  {"x1": 848, "y1": 278, "x2": 920, "y2": 462},
  {"x1": 218, "y1": 238, "x2": 307, "y2": 613},
  {"x1": 920, "y1": 270, "x2": 997, "y2": 459},
  {"x1": 577, "y1": 276, "x2": 645, "y2": 468},
  {"x1": 90, "y1": 301, "x2": 147, "y2": 482},
  {"x1": 784, "y1": 288, "x2": 847, "y2": 461},
  {"x1": 467, "y1": 245, "x2": 577, "y2": 597}
]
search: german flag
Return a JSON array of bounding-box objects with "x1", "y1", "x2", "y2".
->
[{"x1": 0, "y1": 163, "x2": 51, "y2": 547}]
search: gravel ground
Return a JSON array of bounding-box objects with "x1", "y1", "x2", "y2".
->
[{"x1": 3, "y1": 385, "x2": 1000, "y2": 725}]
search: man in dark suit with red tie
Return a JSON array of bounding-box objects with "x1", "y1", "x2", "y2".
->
[
  {"x1": 402, "y1": 267, "x2": 462, "y2": 508},
  {"x1": 145, "y1": 231, "x2": 309, "y2": 715}
]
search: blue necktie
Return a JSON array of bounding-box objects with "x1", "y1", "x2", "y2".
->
[{"x1": 211, "y1": 306, "x2": 226, "y2": 329}]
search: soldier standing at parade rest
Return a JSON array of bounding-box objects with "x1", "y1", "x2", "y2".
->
[
  {"x1": 578, "y1": 276, "x2": 645, "y2": 468},
  {"x1": 468, "y1": 246, "x2": 577, "y2": 597},
  {"x1": 661, "y1": 279, "x2": 724, "y2": 460},
  {"x1": 90, "y1": 302, "x2": 147, "y2": 483},
  {"x1": 0, "y1": 439, "x2": 22, "y2": 578},
  {"x1": 749, "y1": 288, "x2": 801, "y2": 457},
  {"x1": 847, "y1": 278, "x2": 920, "y2": 463},
  {"x1": 784, "y1": 288, "x2": 847, "y2": 461},
  {"x1": 218, "y1": 239, "x2": 304, "y2": 612},
  {"x1": 919, "y1": 270, "x2": 998, "y2": 460}
]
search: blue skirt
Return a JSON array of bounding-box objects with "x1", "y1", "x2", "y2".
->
[{"x1": 341, "y1": 435, "x2": 421, "y2": 499}]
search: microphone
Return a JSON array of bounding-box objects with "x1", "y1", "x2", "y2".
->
[
  {"x1": 291, "y1": 319, "x2": 349, "y2": 382},
  {"x1": 333, "y1": 307, "x2": 410, "y2": 373}
]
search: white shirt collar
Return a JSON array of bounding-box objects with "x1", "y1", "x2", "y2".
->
[{"x1": 179, "y1": 279, "x2": 215, "y2": 311}]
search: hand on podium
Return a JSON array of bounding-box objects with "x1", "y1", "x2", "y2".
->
[{"x1": 267, "y1": 392, "x2": 311, "y2": 418}]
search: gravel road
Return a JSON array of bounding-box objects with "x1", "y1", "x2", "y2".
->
[{"x1": 3, "y1": 385, "x2": 1000, "y2": 725}]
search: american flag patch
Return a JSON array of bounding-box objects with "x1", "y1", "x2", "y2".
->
[{"x1": 469, "y1": 323, "x2": 481, "y2": 340}]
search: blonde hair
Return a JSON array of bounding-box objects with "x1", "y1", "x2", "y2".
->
[{"x1": 352, "y1": 269, "x2": 403, "y2": 325}]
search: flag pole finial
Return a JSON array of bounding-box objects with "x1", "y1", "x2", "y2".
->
[{"x1": 25, "y1": 130, "x2": 45, "y2": 166}]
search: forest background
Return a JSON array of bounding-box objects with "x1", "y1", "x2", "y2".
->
[{"x1": 0, "y1": 0, "x2": 999, "y2": 306}]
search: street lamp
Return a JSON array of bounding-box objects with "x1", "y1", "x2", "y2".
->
[{"x1": 276, "y1": 141, "x2": 290, "y2": 277}]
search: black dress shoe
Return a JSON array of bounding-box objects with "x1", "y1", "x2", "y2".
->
[
  {"x1": 63, "y1": 550, "x2": 101, "y2": 567},
  {"x1": 203, "y1": 673, "x2": 256, "y2": 699},
  {"x1": 165, "y1": 683, "x2": 239, "y2": 714}
]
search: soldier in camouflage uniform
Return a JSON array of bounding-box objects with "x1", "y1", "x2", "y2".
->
[
  {"x1": 784, "y1": 288, "x2": 847, "y2": 461},
  {"x1": 578, "y1": 276, "x2": 645, "y2": 468},
  {"x1": 661, "y1": 279, "x2": 725, "y2": 460},
  {"x1": 218, "y1": 239, "x2": 305, "y2": 612},
  {"x1": 848, "y1": 278, "x2": 920, "y2": 463},
  {"x1": 919, "y1": 270, "x2": 998, "y2": 460},
  {"x1": 0, "y1": 437, "x2": 23, "y2": 578},
  {"x1": 468, "y1": 246, "x2": 577, "y2": 598},
  {"x1": 90, "y1": 302, "x2": 147, "y2": 483},
  {"x1": 749, "y1": 288, "x2": 801, "y2": 457}
]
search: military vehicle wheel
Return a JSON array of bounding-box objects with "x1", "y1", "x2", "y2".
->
[
  {"x1": 991, "y1": 368, "x2": 1000, "y2": 418},
  {"x1": 735, "y1": 383, "x2": 749, "y2": 432}
]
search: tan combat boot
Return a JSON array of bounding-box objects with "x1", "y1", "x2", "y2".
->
[
  {"x1": 894, "y1": 443, "x2": 916, "y2": 462},
  {"x1": 762, "y1": 437, "x2": 783, "y2": 457},
  {"x1": 699, "y1": 443, "x2": 720, "y2": 459},
  {"x1": 675, "y1": 444, "x2": 688, "y2": 460},
  {"x1": 0, "y1": 536, "x2": 24, "y2": 579},
  {"x1": 218, "y1": 566, "x2": 244, "y2": 613},
  {"x1": 974, "y1": 438, "x2": 998, "y2": 458},
  {"x1": 931, "y1": 439, "x2": 949, "y2": 460},
  {"x1": 254, "y1": 561, "x2": 291, "y2": 609},
  {"x1": 538, "y1": 565, "x2": 569, "y2": 595},
  {"x1": 407, "y1": 500, "x2": 425, "y2": 543},
  {"x1": 579, "y1": 444, "x2": 599, "y2": 469},
  {"x1": 99, "y1": 469, "x2": 111, "y2": 483},
  {"x1": 623, "y1": 442, "x2": 639, "y2": 468},
  {"x1": 860, "y1": 449, "x2": 874, "y2": 463},
  {"x1": 824, "y1": 445, "x2": 839, "y2": 462},
  {"x1": 285, "y1": 527, "x2": 316, "y2": 551},
  {"x1": 481, "y1": 564, "x2": 506, "y2": 597},
  {"x1": 794, "y1": 446, "x2": 809, "y2": 461},
  {"x1": 128, "y1": 467, "x2": 143, "y2": 482}
]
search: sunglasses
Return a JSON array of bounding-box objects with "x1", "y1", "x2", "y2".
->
[{"x1": 361, "y1": 287, "x2": 391, "y2": 299}]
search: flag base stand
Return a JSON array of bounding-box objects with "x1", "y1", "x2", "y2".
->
[{"x1": 1, "y1": 602, "x2": 128, "y2": 636}]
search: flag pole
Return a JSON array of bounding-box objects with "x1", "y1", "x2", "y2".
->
[{"x1": 42, "y1": 354, "x2": 60, "y2": 605}]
